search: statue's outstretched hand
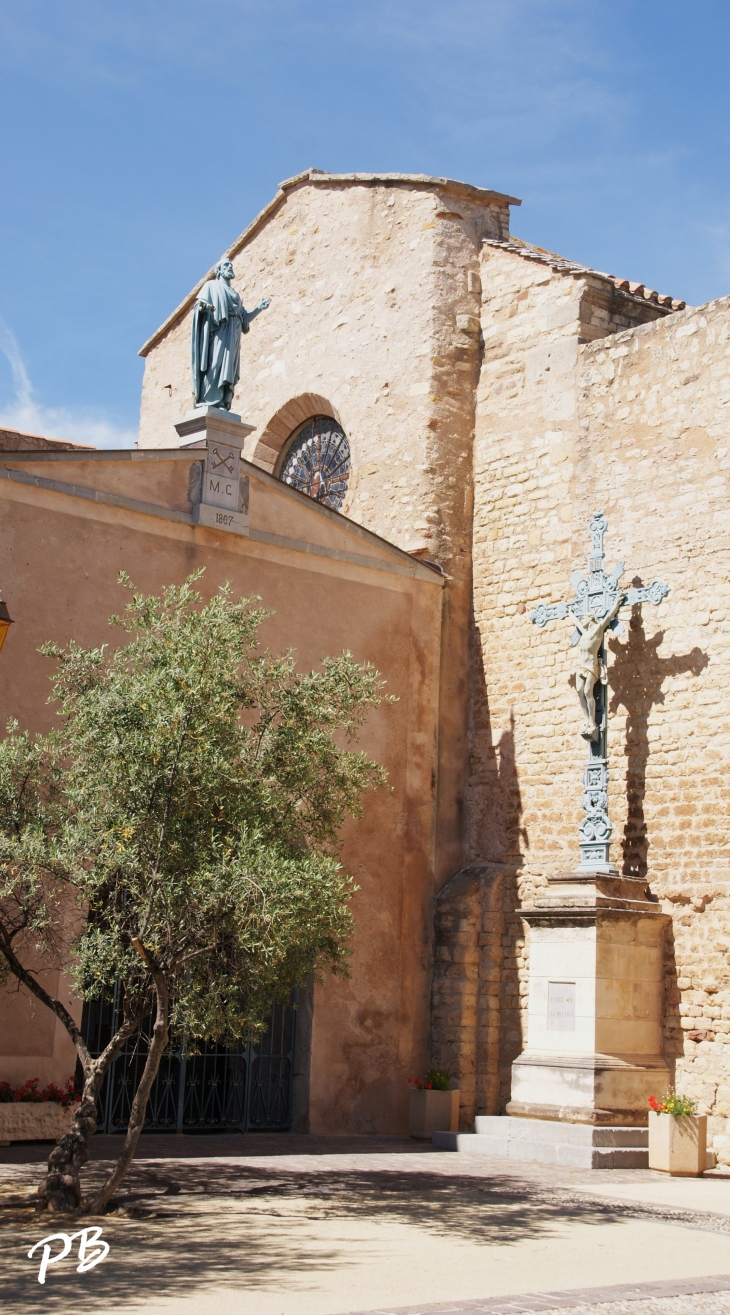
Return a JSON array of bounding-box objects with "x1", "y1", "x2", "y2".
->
[{"x1": 257, "y1": 297, "x2": 272, "y2": 312}]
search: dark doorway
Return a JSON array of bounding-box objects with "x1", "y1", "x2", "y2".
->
[{"x1": 81, "y1": 989, "x2": 297, "y2": 1133}]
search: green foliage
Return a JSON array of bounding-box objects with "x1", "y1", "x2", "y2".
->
[
  {"x1": 648, "y1": 1089, "x2": 698, "y2": 1116},
  {"x1": 0, "y1": 572, "x2": 387, "y2": 1044},
  {"x1": 425, "y1": 1068, "x2": 452, "y2": 1092},
  {"x1": 409, "y1": 1069, "x2": 452, "y2": 1091},
  {"x1": 0, "y1": 723, "x2": 66, "y2": 986}
]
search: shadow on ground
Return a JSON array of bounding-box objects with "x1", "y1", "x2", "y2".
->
[{"x1": 0, "y1": 1138, "x2": 666, "y2": 1314}]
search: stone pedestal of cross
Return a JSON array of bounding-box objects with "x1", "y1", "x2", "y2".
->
[{"x1": 530, "y1": 511, "x2": 669, "y2": 874}]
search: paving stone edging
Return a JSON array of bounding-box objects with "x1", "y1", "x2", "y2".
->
[
  {"x1": 463, "y1": 1180, "x2": 730, "y2": 1238},
  {"x1": 348, "y1": 1272, "x2": 730, "y2": 1315}
]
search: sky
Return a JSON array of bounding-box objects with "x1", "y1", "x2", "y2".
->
[{"x1": 0, "y1": 0, "x2": 728, "y2": 448}]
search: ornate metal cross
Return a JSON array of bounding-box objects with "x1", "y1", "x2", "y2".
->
[{"x1": 530, "y1": 511, "x2": 669, "y2": 873}]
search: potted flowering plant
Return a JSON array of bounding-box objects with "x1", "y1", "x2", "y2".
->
[
  {"x1": 647, "y1": 1089, "x2": 707, "y2": 1176},
  {"x1": 0, "y1": 1077, "x2": 79, "y2": 1146},
  {"x1": 408, "y1": 1068, "x2": 459, "y2": 1139}
]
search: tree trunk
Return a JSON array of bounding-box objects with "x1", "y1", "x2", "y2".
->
[
  {"x1": 36, "y1": 1094, "x2": 98, "y2": 1213},
  {"x1": 86, "y1": 962, "x2": 169, "y2": 1215},
  {"x1": 36, "y1": 1004, "x2": 147, "y2": 1213}
]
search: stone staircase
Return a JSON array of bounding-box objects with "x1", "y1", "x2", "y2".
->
[{"x1": 432, "y1": 1115, "x2": 649, "y2": 1169}]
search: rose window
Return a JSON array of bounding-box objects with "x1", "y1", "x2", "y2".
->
[{"x1": 279, "y1": 417, "x2": 350, "y2": 511}]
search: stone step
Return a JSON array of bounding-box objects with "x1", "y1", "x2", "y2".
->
[
  {"x1": 433, "y1": 1115, "x2": 649, "y2": 1169},
  {"x1": 474, "y1": 1116, "x2": 648, "y2": 1146}
]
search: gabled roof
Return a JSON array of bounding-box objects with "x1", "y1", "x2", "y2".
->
[
  {"x1": 139, "y1": 169, "x2": 521, "y2": 357},
  {"x1": 0, "y1": 445, "x2": 443, "y2": 585},
  {"x1": 0, "y1": 427, "x2": 95, "y2": 452},
  {"x1": 484, "y1": 236, "x2": 686, "y2": 311}
]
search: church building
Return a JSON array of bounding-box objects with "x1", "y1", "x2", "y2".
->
[{"x1": 2, "y1": 170, "x2": 729, "y2": 1163}]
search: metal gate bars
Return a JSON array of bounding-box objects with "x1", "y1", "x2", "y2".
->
[{"x1": 81, "y1": 986, "x2": 296, "y2": 1133}]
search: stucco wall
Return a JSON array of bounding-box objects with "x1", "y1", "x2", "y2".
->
[{"x1": 0, "y1": 450, "x2": 443, "y2": 1136}]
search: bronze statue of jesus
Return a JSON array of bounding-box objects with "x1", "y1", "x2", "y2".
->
[{"x1": 569, "y1": 593, "x2": 624, "y2": 741}]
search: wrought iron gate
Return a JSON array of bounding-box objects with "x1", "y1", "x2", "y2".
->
[{"x1": 81, "y1": 986, "x2": 296, "y2": 1133}]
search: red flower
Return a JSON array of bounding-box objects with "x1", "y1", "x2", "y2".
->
[{"x1": 3, "y1": 1075, "x2": 79, "y2": 1106}]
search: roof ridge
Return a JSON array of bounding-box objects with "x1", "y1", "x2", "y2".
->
[
  {"x1": 139, "y1": 170, "x2": 521, "y2": 356},
  {"x1": 279, "y1": 169, "x2": 521, "y2": 208},
  {"x1": 484, "y1": 237, "x2": 686, "y2": 311}
]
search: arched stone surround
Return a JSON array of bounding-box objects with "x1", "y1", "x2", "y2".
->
[{"x1": 252, "y1": 394, "x2": 344, "y2": 474}]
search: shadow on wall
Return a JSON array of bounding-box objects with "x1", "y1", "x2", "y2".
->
[
  {"x1": 431, "y1": 632, "x2": 528, "y2": 1126},
  {"x1": 608, "y1": 602, "x2": 708, "y2": 879},
  {"x1": 662, "y1": 916, "x2": 683, "y2": 1081}
]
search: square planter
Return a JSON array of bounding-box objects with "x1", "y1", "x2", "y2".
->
[
  {"x1": 0, "y1": 1103, "x2": 77, "y2": 1146},
  {"x1": 409, "y1": 1088, "x2": 459, "y2": 1139},
  {"x1": 648, "y1": 1111, "x2": 707, "y2": 1176}
]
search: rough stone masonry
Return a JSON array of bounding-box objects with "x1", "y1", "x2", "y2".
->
[{"x1": 137, "y1": 170, "x2": 730, "y2": 1158}]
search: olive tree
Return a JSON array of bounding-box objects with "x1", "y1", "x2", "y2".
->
[{"x1": 0, "y1": 573, "x2": 386, "y2": 1213}]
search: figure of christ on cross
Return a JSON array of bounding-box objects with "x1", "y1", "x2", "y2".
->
[
  {"x1": 571, "y1": 591, "x2": 625, "y2": 742},
  {"x1": 530, "y1": 511, "x2": 670, "y2": 871}
]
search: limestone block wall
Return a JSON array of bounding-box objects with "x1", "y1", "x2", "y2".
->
[
  {"x1": 468, "y1": 245, "x2": 673, "y2": 883},
  {"x1": 468, "y1": 244, "x2": 589, "y2": 1099},
  {"x1": 139, "y1": 174, "x2": 514, "y2": 891},
  {"x1": 430, "y1": 865, "x2": 506, "y2": 1128},
  {"x1": 469, "y1": 281, "x2": 730, "y2": 1152},
  {"x1": 138, "y1": 177, "x2": 507, "y2": 561},
  {"x1": 578, "y1": 298, "x2": 730, "y2": 1155}
]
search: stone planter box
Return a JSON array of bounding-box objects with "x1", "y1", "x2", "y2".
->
[
  {"x1": 0, "y1": 1103, "x2": 77, "y2": 1146},
  {"x1": 409, "y1": 1088, "x2": 459, "y2": 1139},
  {"x1": 648, "y1": 1111, "x2": 707, "y2": 1176}
]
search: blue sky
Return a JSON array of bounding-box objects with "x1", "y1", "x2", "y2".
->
[{"x1": 0, "y1": 0, "x2": 728, "y2": 447}]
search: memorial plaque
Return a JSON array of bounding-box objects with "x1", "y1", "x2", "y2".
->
[
  {"x1": 204, "y1": 440, "x2": 240, "y2": 512},
  {"x1": 548, "y1": 981, "x2": 576, "y2": 1032},
  {"x1": 194, "y1": 503, "x2": 249, "y2": 537}
]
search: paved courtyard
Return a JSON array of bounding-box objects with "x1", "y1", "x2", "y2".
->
[{"x1": 2, "y1": 1135, "x2": 730, "y2": 1315}]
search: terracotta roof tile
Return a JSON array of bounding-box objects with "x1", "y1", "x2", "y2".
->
[
  {"x1": 483, "y1": 237, "x2": 686, "y2": 312},
  {"x1": 0, "y1": 428, "x2": 95, "y2": 452}
]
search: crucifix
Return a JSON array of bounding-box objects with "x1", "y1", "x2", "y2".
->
[{"x1": 530, "y1": 511, "x2": 669, "y2": 874}]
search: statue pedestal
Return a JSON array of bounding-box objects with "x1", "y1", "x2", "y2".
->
[
  {"x1": 176, "y1": 408, "x2": 255, "y2": 538},
  {"x1": 175, "y1": 405, "x2": 255, "y2": 450},
  {"x1": 507, "y1": 872, "x2": 670, "y2": 1126},
  {"x1": 436, "y1": 871, "x2": 670, "y2": 1168}
]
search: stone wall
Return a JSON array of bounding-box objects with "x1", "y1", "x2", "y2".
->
[
  {"x1": 138, "y1": 174, "x2": 506, "y2": 562},
  {"x1": 139, "y1": 174, "x2": 516, "y2": 891},
  {"x1": 579, "y1": 298, "x2": 730, "y2": 1157},
  {"x1": 137, "y1": 177, "x2": 730, "y2": 1147},
  {"x1": 468, "y1": 272, "x2": 730, "y2": 1155},
  {"x1": 430, "y1": 865, "x2": 505, "y2": 1128}
]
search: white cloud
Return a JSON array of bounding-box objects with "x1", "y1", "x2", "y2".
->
[
  {"x1": 0, "y1": 321, "x2": 32, "y2": 412},
  {"x1": 0, "y1": 322, "x2": 136, "y2": 450}
]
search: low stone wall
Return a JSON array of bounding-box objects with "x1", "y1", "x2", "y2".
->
[{"x1": 0, "y1": 1102, "x2": 76, "y2": 1144}]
